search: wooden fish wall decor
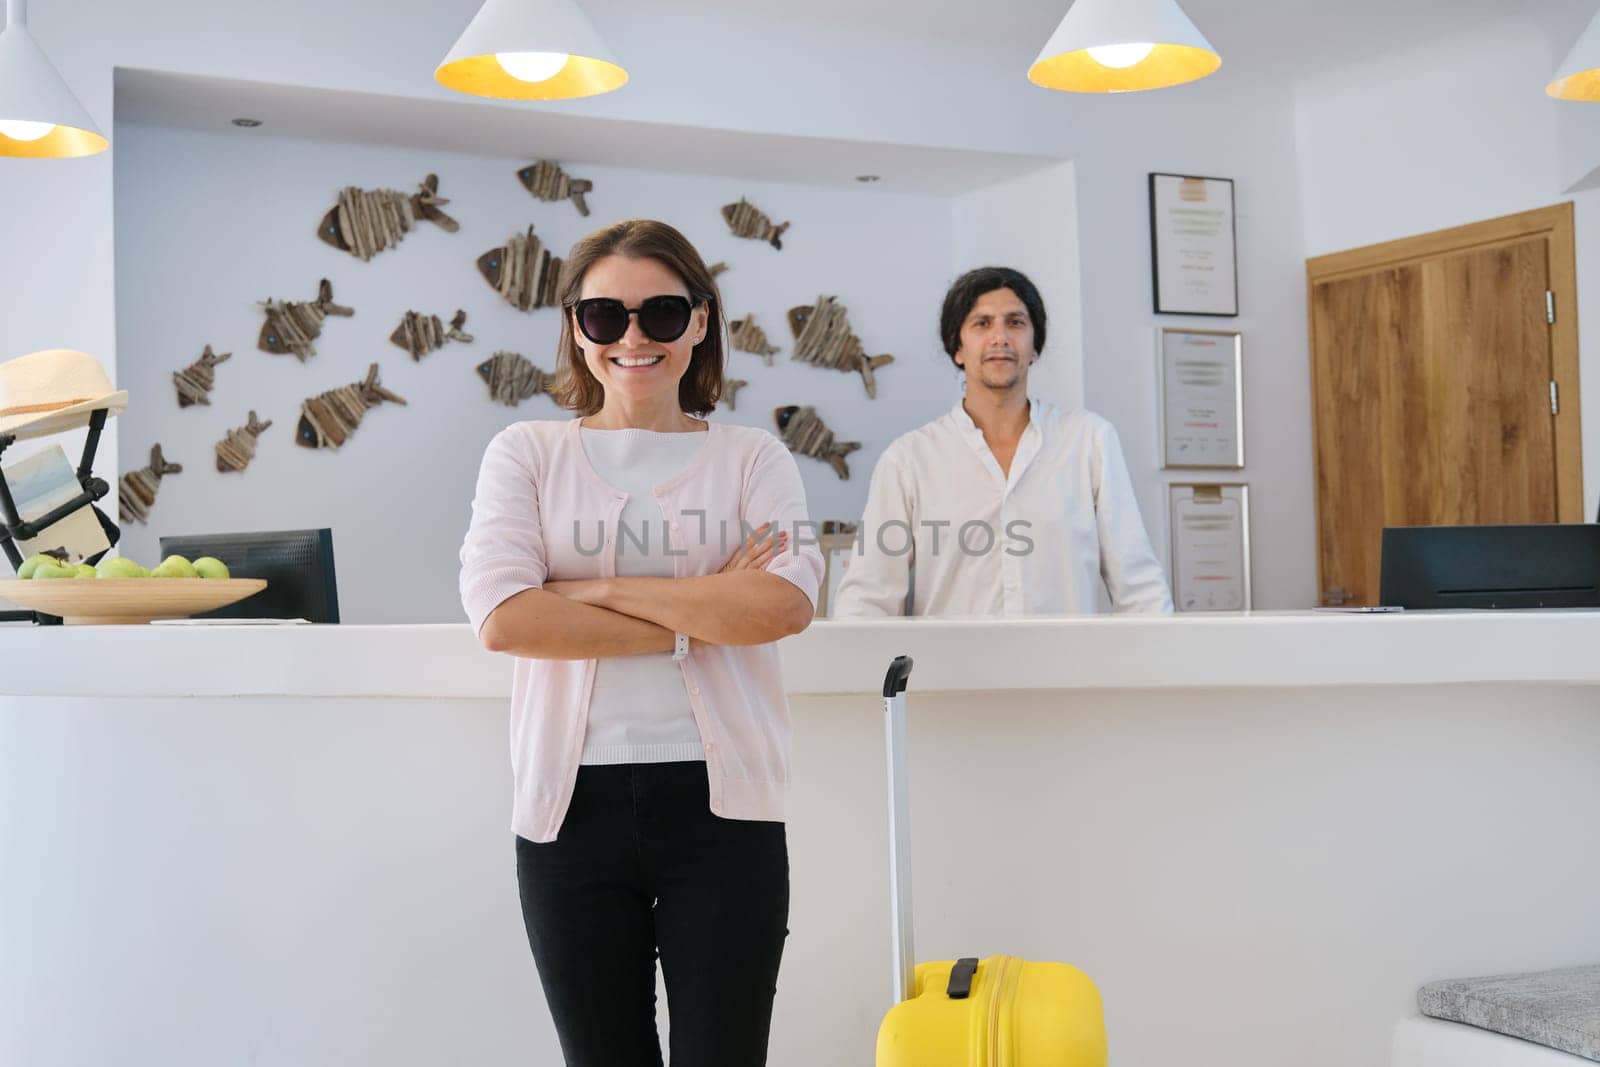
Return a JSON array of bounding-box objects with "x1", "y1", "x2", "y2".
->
[
  {"x1": 773, "y1": 405, "x2": 860, "y2": 480},
  {"x1": 391, "y1": 309, "x2": 473, "y2": 361},
  {"x1": 295, "y1": 363, "x2": 406, "y2": 450},
  {"x1": 317, "y1": 173, "x2": 459, "y2": 261},
  {"x1": 720, "y1": 378, "x2": 748, "y2": 411},
  {"x1": 118, "y1": 444, "x2": 182, "y2": 524},
  {"x1": 172, "y1": 344, "x2": 231, "y2": 408},
  {"x1": 477, "y1": 351, "x2": 560, "y2": 407},
  {"x1": 215, "y1": 411, "x2": 272, "y2": 473},
  {"x1": 479, "y1": 226, "x2": 564, "y2": 312},
  {"x1": 258, "y1": 278, "x2": 354, "y2": 362},
  {"x1": 729, "y1": 314, "x2": 780, "y2": 366},
  {"x1": 788, "y1": 296, "x2": 894, "y2": 399},
  {"x1": 708, "y1": 261, "x2": 729, "y2": 278},
  {"x1": 721, "y1": 198, "x2": 789, "y2": 249},
  {"x1": 516, "y1": 160, "x2": 593, "y2": 217}
]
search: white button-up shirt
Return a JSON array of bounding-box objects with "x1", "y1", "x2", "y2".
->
[{"x1": 832, "y1": 398, "x2": 1173, "y2": 617}]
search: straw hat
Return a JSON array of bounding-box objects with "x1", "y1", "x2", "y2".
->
[{"x1": 0, "y1": 348, "x2": 128, "y2": 441}]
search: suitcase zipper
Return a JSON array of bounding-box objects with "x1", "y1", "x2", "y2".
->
[{"x1": 985, "y1": 955, "x2": 1018, "y2": 1066}]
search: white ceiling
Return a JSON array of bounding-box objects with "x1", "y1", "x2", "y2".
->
[
  {"x1": 113, "y1": 0, "x2": 1600, "y2": 193},
  {"x1": 112, "y1": 68, "x2": 1064, "y2": 196},
  {"x1": 618, "y1": 0, "x2": 1599, "y2": 85}
]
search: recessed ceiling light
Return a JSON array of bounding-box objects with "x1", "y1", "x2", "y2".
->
[
  {"x1": 855, "y1": 174, "x2": 881, "y2": 183},
  {"x1": 231, "y1": 117, "x2": 262, "y2": 128}
]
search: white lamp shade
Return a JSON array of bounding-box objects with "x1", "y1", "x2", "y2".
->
[
  {"x1": 1029, "y1": 0, "x2": 1221, "y2": 93},
  {"x1": 0, "y1": 22, "x2": 105, "y2": 157},
  {"x1": 435, "y1": 0, "x2": 627, "y2": 101},
  {"x1": 1548, "y1": 7, "x2": 1600, "y2": 101}
]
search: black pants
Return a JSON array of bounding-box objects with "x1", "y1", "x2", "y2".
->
[{"x1": 515, "y1": 762, "x2": 789, "y2": 1067}]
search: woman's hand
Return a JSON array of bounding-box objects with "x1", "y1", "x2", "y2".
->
[{"x1": 720, "y1": 523, "x2": 788, "y2": 574}]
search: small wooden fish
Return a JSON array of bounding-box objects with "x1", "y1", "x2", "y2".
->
[
  {"x1": 730, "y1": 314, "x2": 780, "y2": 366},
  {"x1": 118, "y1": 444, "x2": 182, "y2": 524},
  {"x1": 296, "y1": 363, "x2": 406, "y2": 450},
  {"x1": 788, "y1": 296, "x2": 894, "y2": 399},
  {"x1": 258, "y1": 278, "x2": 355, "y2": 362},
  {"x1": 720, "y1": 378, "x2": 748, "y2": 411},
  {"x1": 215, "y1": 410, "x2": 273, "y2": 473},
  {"x1": 172, "y1": 344, "x2": 231, "y2": 408},
  {"x1": 391, "y1": 309, "x2": 473, "y2": 361},
  {"x1": 516, "y1": 160, "x2": 593, "y2": 217},
  {"x1": 721, "y1": 198, "x2": 789, "y2": 250},
  {"x1": 478, "y1": 226, "x2": 564, "y2": 312},
  {"x1": 773, "y1": 405, "x2": 860, "y2": 480},
  {"x1": 477, "y1": 351, "x2": 559, "y2": 407},
  {"x1": 708, "y1": 261, "x2": 729, "y2": 278},
  {"x1": 316, "y1": 174, "x2": 459, "y2": 261}
]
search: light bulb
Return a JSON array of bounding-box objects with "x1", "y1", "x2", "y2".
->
[
  {"x1": 495, "y1": 51, "x2": 571, "y2": 83},
  {"x1": 1086, "y1": 43, "x2": 1155, "y2": 69},
  {"x1": 0, "y1": 119, "x2": 55, "y2": 142}
]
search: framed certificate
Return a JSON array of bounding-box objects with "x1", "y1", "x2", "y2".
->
[
  {"x1": 1168, "y1": 483, "x2": 1251, "y2": 613},
  {"x1": 1159, "y1": 327, "x2": 1243, "y2": 469},
  {"x1": 1149, "y1": 173, "x2": 1238, "y2": 316}
]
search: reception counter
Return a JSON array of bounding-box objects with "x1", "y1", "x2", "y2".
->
[{"x1": 5, "y1": 613, "x2": 1600, "y2": 1066}]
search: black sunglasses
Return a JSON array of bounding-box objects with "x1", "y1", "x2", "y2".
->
[{"x1": 573, "y1": 295, "x2": 698, "y2": 345}]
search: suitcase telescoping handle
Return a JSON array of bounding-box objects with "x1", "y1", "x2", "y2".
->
[
  {"x1": 883, "y1": 655, "x2": 916, "y2": 1004},
  {"x1": 883, "y1": 657, "x2": 983, "y2": 1007}
]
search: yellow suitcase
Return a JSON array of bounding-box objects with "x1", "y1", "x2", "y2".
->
[{"x1": 874, "y1": 657, "x2": 1108, "y2": 1067}]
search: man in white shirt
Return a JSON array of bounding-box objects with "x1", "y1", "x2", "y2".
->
[{"x1": 832, "y1": 267, "x2": 1173, "y2": 617}]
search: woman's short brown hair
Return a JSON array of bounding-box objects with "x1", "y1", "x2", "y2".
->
[{"x1": 550, "y1": 219, "x2": 726, "y2": 417}]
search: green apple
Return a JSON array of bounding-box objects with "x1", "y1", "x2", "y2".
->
[
  {"x1": 96, "y1": 557, "x2": 149, "y2": 579},
  {"x1": 17, "y1": 553, "x2": 65, "y2": 579},
  {"x1": 150, "y1": 555, "x2": 199, "y2": 579},
  {"x1": 33, "y1": 561, "x2": 78, "y2": 579},
  {"x1": 192, "y1": 556, "x2": 231, "y2": 580},
  {"x1": 74, "y1": 563, "x2": 97, "y2": 578}
]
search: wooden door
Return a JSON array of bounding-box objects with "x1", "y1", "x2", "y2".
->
[{"x1": 1307, "y1": 204, "x2": 1582, "y2": 606}]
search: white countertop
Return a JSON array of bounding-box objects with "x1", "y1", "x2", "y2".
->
[{"x1": 3, "y1": 610, "x2": 1599, "y2": 698}]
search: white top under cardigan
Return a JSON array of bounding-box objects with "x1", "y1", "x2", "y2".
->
[
  {"x1": 831, "y1": 397, "x2": 1173, "y2": 617},
  {"x1": 578, "y1": 426, "x2": 707, "y2": 766}
]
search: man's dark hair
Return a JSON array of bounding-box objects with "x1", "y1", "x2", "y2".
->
[{"x1": 939, "y1": 267, "x2": 1047, "y2": 367}]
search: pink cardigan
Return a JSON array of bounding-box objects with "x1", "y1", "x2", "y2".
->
[{"x1": 458, "y1": 417, "x2": 825, "y2": 842}]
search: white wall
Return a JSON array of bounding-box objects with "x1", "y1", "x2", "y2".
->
[
  {"x1": 1293, "y1": 15, "x2": 1600, "y2": 521},
  {"x1": 1064, "y1": 94, "x2": 1316, "y2": 609},
  {"x1": 112, "y1": 122, "x2": 958, "y2": 621}
]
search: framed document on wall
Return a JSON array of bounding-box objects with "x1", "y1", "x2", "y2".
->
[
  {"x1": 1149, "y1": 173, "x2": 1238, "y2": 316},
  {"x1": 1168, "y1": 483, "x2": 1251, "y2": 612},
  {"x1": 1159, "y1": 327, "x2": 1244, "y2": 469}
]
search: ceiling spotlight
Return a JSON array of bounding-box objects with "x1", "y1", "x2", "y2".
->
[{"x1": 231, "y1": 117, "x2": 262, "y2": 128}]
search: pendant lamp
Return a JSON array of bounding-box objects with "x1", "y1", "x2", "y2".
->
[
  {"x1": 1548, "y1": 7, "x2": 1600, "y2": 101},
  {"x1": 435, "y1": 0, "x2": 627, "y2": 101},
  {"x1": 1029, "y1": 0, "x2": 1221, "y2": 94},
  {"x1": 0, "y1": 0, "x2": 106, "y2": 158}
]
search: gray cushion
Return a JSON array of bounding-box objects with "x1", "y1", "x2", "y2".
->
[{"x1": 1419, "y1": 965, "x2": 1600, "y2": 1063}]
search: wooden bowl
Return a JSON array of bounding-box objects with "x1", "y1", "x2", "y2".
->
[{"x1": 0, "y1": 578, "x2": 268, "y2": 625}]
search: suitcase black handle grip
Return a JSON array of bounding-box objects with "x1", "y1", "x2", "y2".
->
[
  {"x1": 883, "y1": 655, "x2": 913, "y2": 698},
  {"x1": 946, "y1": 957, "x2": 979, "y2": 999}
]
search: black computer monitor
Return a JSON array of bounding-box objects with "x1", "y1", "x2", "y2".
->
[
  {"x1": 158, "y1": 528, "x2": 340, "y2": 623},
  {"x1": 1379, "y1": 524, "x2": 1600, "y2": 610}
]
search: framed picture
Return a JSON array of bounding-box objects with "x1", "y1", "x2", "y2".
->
[
  {"x1": 1149, "y1": 173, "x2": 1238, "y2": 316},
  {"x1": 1159, "y1": 327, "x2": 1244, "y2": 469},
  {"x1": 1167, "y1": 483, "x2": 1251, "y2": 612}
]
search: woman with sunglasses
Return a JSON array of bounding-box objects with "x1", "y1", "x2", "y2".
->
[{"x1": 458, "y1": 218, "x2": 824, "y2": 1066}]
